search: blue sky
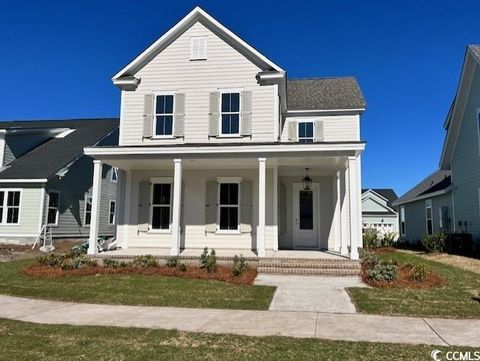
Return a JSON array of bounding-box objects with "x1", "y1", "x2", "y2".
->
[{"x1": 0, "y1": 0, "x2": 479, "y2": 195}]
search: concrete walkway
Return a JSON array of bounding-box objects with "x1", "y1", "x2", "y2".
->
[
  {"x1": 1, "y1": 295, "x2": 480, "y2": 346},
  {"x1": 254, "y1": 275, "x2": 366, "y2": 313}
]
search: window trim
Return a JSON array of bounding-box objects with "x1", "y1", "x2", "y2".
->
[
  {"x1": 216, "y1": 177, "x2": 242, "y2": 233},
  {"x1": 83, "y1": 195, "x2": 92, "y2": 227},
  {"x1": 425, "y1": 199, "x2": 433, "y2": 236},
  {"x1": 297, "y1": 121, "x2": 315, "y2": 143},
  {"x1": 0, "y1": 188, "x2": 22, "y2": 225},
  {"x1": 111, "y1": 167, "x2": 118, "y2": 183},
  {"x1": 46, "y1": 190, "x2": 60, "y2": 226},
  {"x1": 218, "y1": 90, "x2": 242, "y2": 137},
  {"x1": 108, "y1": 200, "x2": 116, "y2": 225},
  {"x1": 190, "y1": 36, "x2": 207, "y2": 60},
  {"x1": 152, "y1": 92, "x2": 176, "y2": 139},
  {"x1": 149, "y1": 177, "x2": 173, "y2": 233}
]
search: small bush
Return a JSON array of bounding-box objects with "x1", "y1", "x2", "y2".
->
[
  {"x1": 60, "y1": 256, "x2": 97, "y2": 271},
  {"x1": 232, "y1": 254, "x2": 248, "y2": 276},
  {"x1": 380, "y1": 232, "x2": 398, "y2": 247},
  {"x1": 177, "y1": 262, "x2": 187, "y2": 272},
  {"x1": 166, "y1": 256, "x2": 179, "y2": 268},
  {"x1": 103, "y1": 258, "x2": 128, "y2": 269},
  {"x1": 360, "y1": 250, "x2": 379, "y2": 268},
  {"x1": 408, "y1": 264, "x2": 430, "y2": 282},
  {"x1": 200, "y1": 247, "x2": 217, "y2": 273},
  {"x1": 422, "y1": 232, "x2": 447, "y2": 253},
  {"x1": 368, "y1": 260, "x2": 398, "y2": 283},
  {"x1": 363, "y1": 228, "x2": 379, "y2": 249},
  {"x1": 132, "y1": 255, "x2": 158, "y2": 268},
  {"x1": 37, "y1": 254, "x2": 66, "y2": 267}
]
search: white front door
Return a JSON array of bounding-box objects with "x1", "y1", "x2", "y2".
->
[{"x1": 292, "y1": 183, "x2": 319, "y2": 249}]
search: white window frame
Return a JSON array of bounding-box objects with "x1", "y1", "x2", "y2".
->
[
  {"x1": 400, "y1": 205, "x2": 406, "y2": 236},
  {"x1": 84, "y1": 196, "x2": 92, "y2": 227},
  {"x1": 0, "y1": 189, "x2": 22, "y2": 225},
  {"x1": 218, "y1": 90, "x2": 242, "y2": 137},
  {"x1": 111, "y1": 167, "x2": 118, "y2": 183},
  {"x1": 216, "y1": 177, "x2": 242, "y2": 233},
  {"x1": 46, "y1": 190, "x2": 60, "y2": 226},
  {"x1": 153, "y1": 92, "x2": 175, "y2": 139},
  {"x1": 108, "y1": 200, "x2": 116, "y2": 225},
  {"x1": 190, "y1": 36, "x2": 207, "y2": 60},
  {"x1": 425, "y1": 199, "x2": 433, "y2": 236},
  {"x1": 149, "y1": 177, "x2": 173, "y2": 233},
  {"x1": 297, "y1": 120, "x2": 315, "y2": 143}
]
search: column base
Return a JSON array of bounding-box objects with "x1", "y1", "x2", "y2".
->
[{"x1": 350, "y1": 247, "x2": 359, "y2": 260}]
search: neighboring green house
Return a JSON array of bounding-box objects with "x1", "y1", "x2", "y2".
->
[
  {"x1": 361, "y1": 188, "x2": 398, "y2": 234},
  {"x1": 0, "y1": 118, "x2": 119, "y2": 244},
  {"x1": 394, "y1": 44, "x2": 480, "y2": 244}
]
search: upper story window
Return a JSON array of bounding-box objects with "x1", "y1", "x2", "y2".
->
[
  {"x1": 0, "y1": 190, "x2": 21, "y2": 224},
  {"x1": 155, "y1": 95, "x2": 174, "y2": 136},
  {"x1": 47, "y1": 191, "x2": 60, "y2": 226},
  {"x1": 190, "y1": 36, "x2": 207, "y2": 60},
  {"x1": 298, "y1": 122, "x2": 314, "y2": 143},
  {"x1": 220, "y1": 92, "x2": 240, "y2": 136}
]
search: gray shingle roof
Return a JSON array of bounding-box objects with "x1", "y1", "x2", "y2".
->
[
  {"x1": 287, "y1": 77, "x2": 366, "y2": 111},
  {"x1": 0, "y1": 118, "x2": 119, "y2": 180},
  {"x1": 362, "y1": 188, "x2": 398, "y2": 207},
  {"x1": 392, "y1": 170, "x2": 452, "y2": 206},
  {"x1": 470, "y1": 44, "x2": 480, "y2": 61}
]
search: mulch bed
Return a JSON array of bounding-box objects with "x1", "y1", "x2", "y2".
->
[{"x1": 22, "y1": 264, "x2": 257, "y2": 285}]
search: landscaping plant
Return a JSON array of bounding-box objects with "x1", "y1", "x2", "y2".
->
[
  {"x1": 132, "y1": 255, "x2": 158, "y2": 268},
  {"x1": 422, "y1": 232, "x2": 447, "y2": 253},
  {"x1": 362, "y1": 228, "x2": 378, "y2": 248},
  {"x1": 232, "y1": 254, "x2": 248, "y2": 276},
  {"x1": 166, "y1": 256, "x2": 179, "y2": 268},
  {"x1": 200, "y1": 247, "x2": 217, "y2": 273},
  {"x1": 368, "y1": 260, "x2": 398, "y2": 283},
  {"x1": 103, "y1": 258, "x2": 128, "y2": 269}
]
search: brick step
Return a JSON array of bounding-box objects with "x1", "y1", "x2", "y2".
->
[
  {"x1": 259, "y1": 261, "x2": 361, "y2": 269},
  {"x1": 261, "y1": 257, "x2": 358, "y2": 264},
  {"x1": 257, "y1": 267, "x2": 361, "y2": 276}
]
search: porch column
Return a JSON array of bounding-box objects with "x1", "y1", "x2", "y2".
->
[
  {"x1": 257, "y1": 157, "x2": 266, "y2": 257},
  {"x1": 347, "y1": 156, "x2": 361, "y2": 260},
  {"x1": 340, "y1": 164, "x2": 350, "y2": 256},
  {"x1": 171, "y1": 159, "x2": 182, "y2": 256},
  {"x1": 121, "y1": 170, "x2": 132, "y2": 249},
  {"x1": 88, "y1": 160, "x2": 103, "y2": 255},
  {"x1": 332, "y1": 171, "x2": 342, "y2": 253},
  {"x1": 272, "y1": 164, "x2": 279, "y2": 251}
]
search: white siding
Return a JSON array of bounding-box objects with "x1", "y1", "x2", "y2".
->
[{"x1": 121, "y1": 22, "x2": 276, "y2": 145}]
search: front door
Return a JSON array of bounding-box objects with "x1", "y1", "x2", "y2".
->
[{"x1": 292, "y1": 183, "x2": 319, "y2": 249}]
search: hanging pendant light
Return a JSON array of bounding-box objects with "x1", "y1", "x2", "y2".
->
[{"x1": 303, "y1": 168, "x2": 312, "y2": 191}]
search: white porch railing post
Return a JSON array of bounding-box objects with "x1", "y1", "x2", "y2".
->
[
  {"x1": 171, "y1": 159, "x2": 182, "y2": 256},
  {"x1": 333, "y1": 171, "x2": 342, "y2": 253},
  {"x1": 348, "y1": 156, "x2": 360, "y2": 260},
  {"x1": 257, "y1": 157, "x2": 266, "y2": 257},
  {"x1": 88, "y1": 160, "x2": 103, "y2": 255}
]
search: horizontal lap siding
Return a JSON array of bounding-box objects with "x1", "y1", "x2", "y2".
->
[
  {"x1": 0, "y1": 186, "x2": 42, "y2": 236},
  {"x1": 403, "y1": 200, "x2": 426, "y2": 242},
  {"x1": 121, "y1": 22, "x2": 275, "y2": 145},
  {"x1": 452, "y1": 66, "x2": 480, "y2": 241}
]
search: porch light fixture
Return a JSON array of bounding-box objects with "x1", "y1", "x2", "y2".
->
[{"x1": 303, "y1": 168, "x2": 312, "y2": 191}]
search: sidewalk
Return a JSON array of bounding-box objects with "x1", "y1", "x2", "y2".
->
[{"x1": 0, "y1": 295, "x2": 479, "y2": 347}]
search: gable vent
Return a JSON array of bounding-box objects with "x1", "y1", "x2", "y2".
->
[{"x1": 190, "y1": 36, "x2": 207, "y2": 60}]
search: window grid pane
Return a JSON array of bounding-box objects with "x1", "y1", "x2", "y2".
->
[
  {"x1": 155, "y1": 95, "x2": 174, "y2": 136},
  {"x1": 298, "y1": 122, "x2": 314, "y2": 143},
  {"x1": 221, "y1": 93, "x2": 240, "y2": 134}
]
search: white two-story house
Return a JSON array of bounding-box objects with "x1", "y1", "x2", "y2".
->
[{"x1": 85, "y1": 7, "x2": 366, "y2": 260}]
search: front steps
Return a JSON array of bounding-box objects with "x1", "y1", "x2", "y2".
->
[{"x1": 258, "y1": 258, "x2": 361, "y2": 276}]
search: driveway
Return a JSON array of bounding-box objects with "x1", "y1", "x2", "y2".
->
[{"x1": 254, "y1": 274, "x2": 367, "y2": 313}]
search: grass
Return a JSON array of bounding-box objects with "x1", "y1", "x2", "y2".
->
[
  {"x1": 0, "y1": 259, "x2": 275, "y2": 310},
  {"x1": 348, "y1": 250, "x2": 480, "y2": 318},
  {"x1": 0, "y1": 318, "x2": 472, "y2": 361}
]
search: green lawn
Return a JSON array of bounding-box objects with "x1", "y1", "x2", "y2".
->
[
  {"x1": 0, "y1": 318, "x2": 471, "y2": 361},
  {"x1": 0, "y1": 259, "x2": 275, "y2": 310},
  {"x1": 348, "y1": 250, "x2": 480, "y2": 318}
]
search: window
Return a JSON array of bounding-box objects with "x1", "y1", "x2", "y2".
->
[
  {"x1": 190, "y1": 36, "x2": 207, "y2": 60},
  {"x1": 155, "y1": 95, "x2": 174, "y2": 136},
  {"x1": 218, "y1": 183, "x2": 239, "y2": 230},
  {"x1": 298, "y1": 122, "x2": 314, "y2": 143},
  {"x1": 47, "y1": 191, "x2": 60, "y2": 225},
  {"x1": 109, "y1": 200, "x2": 116, "y2": 225},
  {"x1": 84, "y1": 196, "x2": 92, "y2": 226},
  {"x1": 220, "y1": 93, "x2": 240, "y2": 135},
  {"x1": 425, "y1": 200, "x2": 433, "y2": 235},
  {"x1": 151, "y1": 183, "x2": 171, "y2": 230},
  {"x1": 0, "y1": 190, "x2": 21, "y2": 224},
  {"x1": 400, "y1": 206, "x2": 406, "y2": 236},
  {"x1": 439, "y1": 206, "x2": 450, "y2": 232},
  {"x1": 111, "y1": 167, "x2": 118, "y2": 183}
]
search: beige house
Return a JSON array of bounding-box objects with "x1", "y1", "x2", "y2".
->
[{"x1": 85, "y1": 7, "x2": 366, "y2": 260}]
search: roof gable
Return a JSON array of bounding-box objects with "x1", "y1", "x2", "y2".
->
[{"x1": 113, "y1": 7, "x2": 283, "y2": 81}]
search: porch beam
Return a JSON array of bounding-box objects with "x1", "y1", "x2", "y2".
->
[
  {"x1": 171, "y1": 159, "x2": 182, "y2": 256},
  {"x1": 258, "y1": 157, "x2": 266, "y2": 257},
  {"x1": 88, "y1": 160, "x2": 103, "y2": 255}
]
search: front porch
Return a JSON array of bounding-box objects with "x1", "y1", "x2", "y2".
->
[{"x1": 84, "y1": 143, "x2": 364, "y2": 260}]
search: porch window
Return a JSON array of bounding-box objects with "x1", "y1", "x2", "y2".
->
[
  {"x1": 218, "y1": 183, "x2": 239, "y2": 230},
  {"x1": 298, "y1": 122, "x2": 314, "y2": 143},
  {"x1": 155, "y1": 94, "x2": 174, "y2": 136},
  {"x1": 220, "y1": 93, "x2": 240, "y2": 135},
  {"x1": 151, "y1": 183, "x2": 171, "y2": 230},
  {"x1": 84, "y1": 196, "x2": 92, "y2": 226},
  {"x1": 0, "y1": 190, "x2": 21, "y2": 224},
  {"x1": 425, "y1": 200, "x2": 433, "y2": 235},
  {"x1": 47, "y1": 191, "x2": 60, "y2": 225},
  {"x1": 109, "y1": 200, "x2": 116, "y2": 225},
  {"x1": 400, "y1": 206, "x2": 406, "y2": 236}
]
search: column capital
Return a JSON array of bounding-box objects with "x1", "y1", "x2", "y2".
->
[
  {"x1": 173, "y1": 159, "x2": 182, "y2": 164},
  {"x1": 93, "y1": 159, "x2": 103, "y2": 165},
  {"x1": 258, "y1": 157, "x2": 266, "y2": 163}
]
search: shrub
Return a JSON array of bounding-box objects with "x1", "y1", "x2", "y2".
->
[
  {"x1": 37, "y1": 253, "x2": 66, "y2": 267},
  {"x1": 177, "y1": 262, "x2": 187, "y2": 272},
  {"x1": 166, "y1": 256, "x2": 179, "y2": 268},
  {"x1": 368, "y1": 260, "x2": 398, "y2": 283},
  {"x1": 132, "y1": 255, "x2": 158, "y2": 268},
  {"x1": 422, "y1": 232, "x2": 447, "y2": 253},
  {"x1": 103, "y1": 258, "x2": 128, "y2": 269},
  {"x1": 232, "y1": 254, "x2": 248, "y2": 276},
  {"x1": 380, "y1": 232, "x2": 398, "y2": 247},
  {"x1": 200, "y1": 247, "x2": 217, "y2": 273},
  {"x1": 408, "y1": 264, "x2": 429, "y2": 282},
  {"x1": 363, "y1": 228, "x2": 379, "y2": 249},
  {"x1": 60, "y1": 256, "x2": 97, "y2": 271},
  {"x1": 360, "y1": 250, "x2": 379, "y2": 268}
]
